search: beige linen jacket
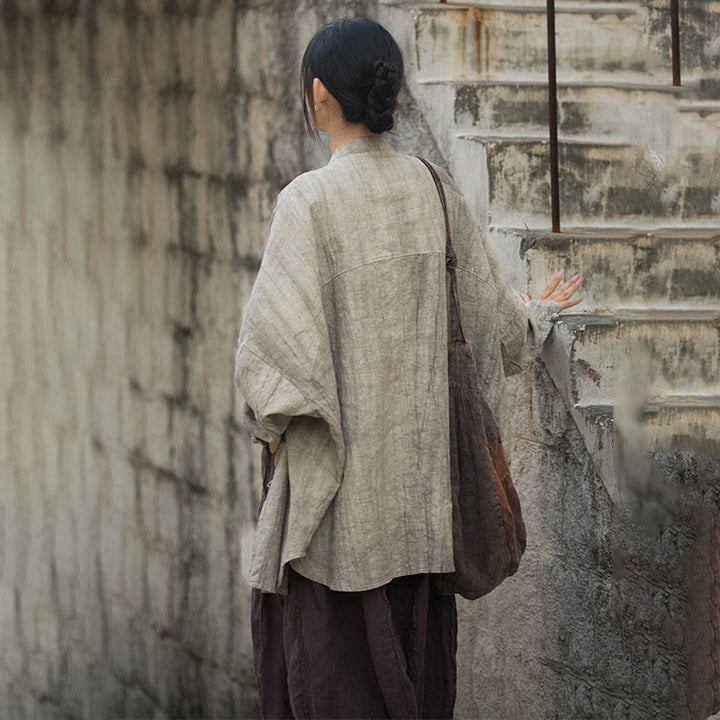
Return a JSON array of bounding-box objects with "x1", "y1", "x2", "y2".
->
[{"x1": 234, "y1": 136, "x2": 561, "y2": 594}]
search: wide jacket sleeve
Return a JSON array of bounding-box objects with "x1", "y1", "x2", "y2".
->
[
  {"x1": 234, "y1": 182, "x2": 347, "y2": 593},
  {"x1": 234, "y1": 181, "x2": 344, "y2": 463}
]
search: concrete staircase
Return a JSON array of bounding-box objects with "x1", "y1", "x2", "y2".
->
[{"x1": 378, "y1": 0, "x2": 720, "y2": 501}]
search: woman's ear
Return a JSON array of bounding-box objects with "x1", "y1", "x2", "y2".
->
[{"x1": 312, "y1": 77, "x2": 330, "y2": 106}]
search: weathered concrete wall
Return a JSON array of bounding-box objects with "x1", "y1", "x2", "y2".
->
[
  {"x1": 646, "y1": 0, "x2": 720, "y2": 79},
  {"x1": 0, "y1": 1, "x2": 381, "y2": 717}
]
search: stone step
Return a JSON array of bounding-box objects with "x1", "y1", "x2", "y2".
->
[
  {"x1": 541, "y1": 330, "x2": 720, "y2": 500},
  {"x1": 568, "y1": 396, "x2": 720, "y2": 501},
  {"x1": 451, "y1": 134, "x2": 719, "y2": 227},
  {"x1": 680, "y1": 100, "x2": 720, "y2": 119},
  {"x1": 636, "y1": 396, "x2": 720, "y2": 455},
  {"x1": 674, "y1": 0, "x2": 720, "y2": 77},
  {"x1": 578, "y1": 396, "x2": 720, "y2": 456},
  {"x1": 517, "y1": 228, "x2": 720, "y2": 308},
  {"x1": 550, "y1": 310, "x2": 720, "y2": 406},
  {"x1": 695, "y1": 77, "x2": 720, "y2": 101},
  {"x1": 440, "y1": 78, "x2": 682, "y2": 141},
  {"x1": 459, "y1": 0, "x2": 639, "y2": 6},
  {"x1": 677, "y1": 101, "x2": 720, "y2": 149},
  {"x1": 412, "y1": 77, "x2": 712, "y2": 168},
  {"x1": 381, "y1": 1, "x2": 653, "y2": 82}
]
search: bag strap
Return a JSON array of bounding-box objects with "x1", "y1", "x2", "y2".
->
[
  {"x1": 416, "y1": 157, "x2": 455, "y2": 266},
  {"x1": 416, "y1": 157, "x2": 467, "y2": 344}
]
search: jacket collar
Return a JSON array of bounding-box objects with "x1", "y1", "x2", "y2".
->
[{"x1": 329, "y1": 135, "x2": 395, "y2": 163}]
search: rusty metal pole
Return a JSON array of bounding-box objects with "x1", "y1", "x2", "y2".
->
[
  {"x1": 546, "y1": 0, "x2": 560, "y2": 232},
  {"x1": 671, "y1": 0, "x2": 681, "y2": 86}
]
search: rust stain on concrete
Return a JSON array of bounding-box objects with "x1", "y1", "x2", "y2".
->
[{"x1": 457, "y1": 6, "x2": 486, "y2": 78}]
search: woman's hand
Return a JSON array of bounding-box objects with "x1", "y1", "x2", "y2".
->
[{"x1": 521, "y1": 269, "x2": 584, "y2": 310}]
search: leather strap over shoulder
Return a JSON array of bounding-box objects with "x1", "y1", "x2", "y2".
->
[
  {"x1": 416, "y1": 157, "x2": 456, "y2": 269},
  {"x1": 417, "y1": 156, "x2": 467, "y2": 344}
]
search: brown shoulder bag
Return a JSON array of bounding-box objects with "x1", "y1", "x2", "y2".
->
[{"x1": 417, "y1": 157, "x2": 527, "y2": 600}]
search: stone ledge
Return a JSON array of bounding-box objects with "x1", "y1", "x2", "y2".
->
[
  {"x1": 542, "y1": 310, "x2": 720, "y2": 502},
  {"x1": 516, "y1": 227, "x2": 720, "y2": 307},
  {"x1": 382, "y1": 0, "x2": 640, "y2": 15}
]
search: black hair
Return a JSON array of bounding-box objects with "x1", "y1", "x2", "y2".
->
[{"x1": 301, "y1": 17, "x2": 404, "y2": 139}]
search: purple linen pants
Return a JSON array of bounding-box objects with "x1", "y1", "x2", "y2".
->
[{"x1": 251, "y1": 446, "x2": 458, "y2": 720}]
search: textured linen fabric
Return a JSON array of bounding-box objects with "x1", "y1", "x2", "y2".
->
[{"x1": 234, "y1": 135, "x2": 561, "y2": 594}]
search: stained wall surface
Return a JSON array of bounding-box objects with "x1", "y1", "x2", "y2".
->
[{"x1": 0, "y1": 1, "x2": 370, "y2": 717}]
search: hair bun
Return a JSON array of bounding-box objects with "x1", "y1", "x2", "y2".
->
[
  {"x1": 365, "y1": 59, "x2": 400, "y2": 133},
  {"x1": 372, "y1": 59, "x2": 399, "y2": 86}
]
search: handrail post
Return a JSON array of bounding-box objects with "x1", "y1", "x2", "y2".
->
[
  {"x1": 546, "y1": 0, "x2": 560, "y2": 232},
  {"x1": 671, "y1": 0, "x2": 681, "y2": 86}
]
